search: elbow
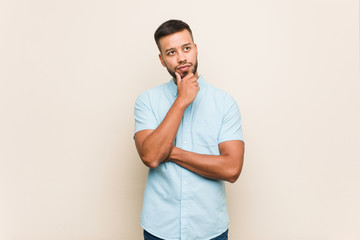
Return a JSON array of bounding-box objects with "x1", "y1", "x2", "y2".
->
[
  {"x1": 227, "y1": 173, "x2": 240, "y2": 183},
  {"x1": 226, "y1": 155, "x2": 244, "y2": 183},
  {"x1": 141, "y1": 155, "x2": 161, "y2": 169},
  {"x1": 145, "y1": 162, "x2": 159, "y2": 169},
  {"x1": 139, "y1": 143, "x2": 173, "y2": 169},
  {"x1": 226, "y1": 168, "x2": 242, "y2": 183}
]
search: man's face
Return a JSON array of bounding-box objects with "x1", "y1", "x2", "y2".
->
[{"x1": 158, "y1": 29, "x2": 198, "y2": 82}]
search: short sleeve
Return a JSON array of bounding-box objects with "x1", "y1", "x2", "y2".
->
[
  {"x1": 218, "y1": 94, "x2": 244, "y2": 143},
  {"x1": 134, "y1": 91, "x2": 158, "y2": 134}
]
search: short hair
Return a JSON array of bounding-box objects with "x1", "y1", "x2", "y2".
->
[{"x1": 154, "y1": 19, "x2": 194, "y2": 52}]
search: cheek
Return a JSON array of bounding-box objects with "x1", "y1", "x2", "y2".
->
[
  {"x1": 165, "y1": 59, "x2": 177, "y2": 68},
  {"x1": 189, "y1": 52, "x2": 197, "y2": 61}
]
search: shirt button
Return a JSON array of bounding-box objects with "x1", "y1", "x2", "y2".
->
[
  {"x1": 184, "y1": 140, "x2": 187, "y2": 144},
  {"x1": 184, "y1": 181, "x2": 187, "y2": 184}
]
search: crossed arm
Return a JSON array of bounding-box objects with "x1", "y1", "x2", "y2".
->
[
  {"x1": 135, "y1": 129, "x2": 244, "y2": 183},
  {"x1": 134, "y1": 73, "x2": 244, "y2": 183}
]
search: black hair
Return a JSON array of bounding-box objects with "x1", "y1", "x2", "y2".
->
[{"x1": 154, "y1": 19, "x2": 194, "y2": 52}]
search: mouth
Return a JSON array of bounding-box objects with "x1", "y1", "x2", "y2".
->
[{"x1": 176, "y1": 64, "x2": 191, "y2": 72}]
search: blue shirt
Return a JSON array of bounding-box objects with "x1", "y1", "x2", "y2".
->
[{"x1": 134, "y1": 76, "x2": 244, "y2": 240}]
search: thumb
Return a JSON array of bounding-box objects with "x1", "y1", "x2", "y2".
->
[{"x1": 175, "y1": 72, "x2": 181, "y2": 85}]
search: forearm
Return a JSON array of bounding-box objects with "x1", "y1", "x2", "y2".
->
[
  {"x1": 140, "y1": 99, "x2": 187, "y2": 167},
  {"x1": 168, "y1": 146, "x2": 243, "y2": 183},
  {"x1": 136, "y1": 73, "x2": 200, "y2": 168}
]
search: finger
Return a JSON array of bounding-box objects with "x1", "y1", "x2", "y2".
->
[
  {"x1": 187, "y1": 73, "x2": 198, "y2": 82},
  {"x1": 186, "y1": 72, "x2": 194, "y2": 79},
  {"x1": 182, "y1": 72, "x2": 193, "y2": 81},
  {"x1": 175, "y1": 72, "x2": 182, "y2": 84}
]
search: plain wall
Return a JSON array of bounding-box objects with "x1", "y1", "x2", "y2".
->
[{"x1": 0, "y1": 0, "x2": 359, "y2": 239}]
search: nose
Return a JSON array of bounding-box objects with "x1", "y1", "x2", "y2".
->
[{"x1": 177, "y1": 51, "x2": 186, "y2": 63}]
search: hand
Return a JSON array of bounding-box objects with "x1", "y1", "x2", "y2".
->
[{"x1": 175, "y1": 72, "x2": 199, "y2": 107}]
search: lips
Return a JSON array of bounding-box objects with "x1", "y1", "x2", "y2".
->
[{"x1": 177, "y1": 65, "x2": 191, "y2": 72}]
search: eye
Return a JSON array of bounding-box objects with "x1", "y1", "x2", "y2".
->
[
  {"x1": 184, "y1": 46, "x2": 191, "y2": 51},
  {"x1": 167, "y1": 50, "x2": 175, "y2": 56}
]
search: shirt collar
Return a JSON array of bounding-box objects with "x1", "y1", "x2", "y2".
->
[{"x1": 168, "y1": 75, "x2": 205, "y2": 97}]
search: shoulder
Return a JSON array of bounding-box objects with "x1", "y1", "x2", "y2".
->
[
  {"x1": 202, "y1": 80, "x2": 236, "y2": 104},
  {"x1": 135, "y1": 82, "x2": 170, "y2": 103}
]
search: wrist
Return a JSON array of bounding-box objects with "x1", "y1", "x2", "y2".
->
[
  {"x1": 173, "y1": 98, "x2": 188, "y2": 110},
  {"x1": 168, "y1": 146, "x2": 181, "y2": 161}
]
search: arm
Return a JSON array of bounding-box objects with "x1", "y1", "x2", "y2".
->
[
  {"x1": 167, "y1": 140, "x2": 245, "y2": 183},
  {"x1": 134, "y1": 72, "x2": 199, "y2": 168}
]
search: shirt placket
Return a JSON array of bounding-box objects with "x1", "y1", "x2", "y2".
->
[{"x1": 180, "y1": 104, "x2": 192, "y2": 239}]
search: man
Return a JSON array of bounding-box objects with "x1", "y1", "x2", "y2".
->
[{"x1": 134, "y1": 19, "x2": 245, "y2": 240}]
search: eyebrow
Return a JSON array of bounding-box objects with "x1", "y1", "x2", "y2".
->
[{"x1": 165, "y1": 43, "x2": 191, "y2": 53}]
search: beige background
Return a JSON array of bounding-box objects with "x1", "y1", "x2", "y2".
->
[{"x1": 1, "y1": 0, "x2": 359, "y2": 239}]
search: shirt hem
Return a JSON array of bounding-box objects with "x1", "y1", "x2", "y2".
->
[
  {"x1": 218, "y1": 137, "x2": 244, "y2": 144},
  {"x1": 205, "y1": 224, "x2": 229, "y2": 240},
  {"x1": 141, "y1": 223, "x2": 229, "y2": 240},
  {"x1": 141, "y1": 223, "x2": 179, "y2": 240}
]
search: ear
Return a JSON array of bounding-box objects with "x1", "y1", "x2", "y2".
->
[
  {"x1": 159, "y1": 53, "x2": 166, "y2": 67},
  {"x1": 194, "y1": 43, "x2": 198, "y2": 56}
]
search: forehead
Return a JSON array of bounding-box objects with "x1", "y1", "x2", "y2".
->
[{"x1": 158, "y1": 29, "x2": 194, "y2": 52}]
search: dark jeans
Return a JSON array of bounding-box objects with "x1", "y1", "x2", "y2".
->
[{"x1": 143, "y1": 229, "x2": 228, "y2": 240}]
